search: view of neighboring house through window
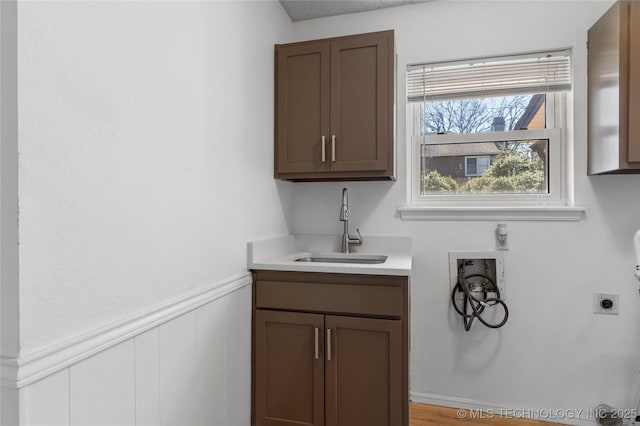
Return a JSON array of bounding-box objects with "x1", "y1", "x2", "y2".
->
[
  {"x1": 407, "y1": 50, "x2": 571, "y2": 204},
  {"x1": 418, "y1": 93, "x2": 550, "y2": 194}
]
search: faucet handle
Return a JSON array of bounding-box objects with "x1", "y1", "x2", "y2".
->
[{"x1": 350, "y1": 228, "x2": 363, "y2": 246}]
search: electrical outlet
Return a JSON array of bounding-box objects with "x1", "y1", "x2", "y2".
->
[
  {"x1": 496, "y1": 236, "x2": 509, "y2": 250},
  {"x1": 593, "y1": 292, "x2": 619, "y2": 315}
]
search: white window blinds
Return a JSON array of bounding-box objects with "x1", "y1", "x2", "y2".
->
[{"x1": 407, "y1": 49, "x2": 571, "y2": 103}]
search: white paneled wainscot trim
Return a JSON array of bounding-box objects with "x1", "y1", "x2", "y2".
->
[
  {"x1": 17, "y1": 273, "x2": 252, "y2": 426},
  {"x1": 16, "y1": 272, "x2": 251, "y2": 388}
]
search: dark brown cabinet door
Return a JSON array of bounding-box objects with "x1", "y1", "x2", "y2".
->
[
  {"x1": 628, "y1": 1, "x2": 640, "y2": 162},
  {"x1": 275, "y1": 41, "x2": 330, "y2": 174},
  {"x1": 330, "y1": 32, "x2": 391, "y2": 173},
  {"x1": 325, "y1": 315, "x2": 402, "y2": 426},
  {"x1": 254, "y1": 310, "x2": 325, "y2": 426}
]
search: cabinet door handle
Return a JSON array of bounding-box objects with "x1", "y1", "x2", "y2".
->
[
  {"x1": 326, "y1": 328, "x2": 332, "y2": 361},
  {"x1": 321, "y1": 136, "x2": 326, "y2": 163},
  {"x1": 331, "y1": 135, "x2": 336, "y2": 162},
  {"x1": 314, "y1": 327, "x2": 319, "y2": 360}
]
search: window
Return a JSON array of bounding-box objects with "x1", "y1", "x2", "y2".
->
[
  {"x1": 406, "y1": 50, "x2": 572, "y2": 209},
  {"x1": 465, "y1": 156, "x2": 491, "y2": 177}
]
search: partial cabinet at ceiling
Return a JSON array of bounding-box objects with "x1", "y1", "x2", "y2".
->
[
  {"x1": 275, "y1": 30, "x2": 395, "y2": 181},
  {"x1": 588, "y1": 0, "x2": 640, "y2": 174},
  {"x1": 252, "y1": 271, "x2": 408, "y2": 426}
]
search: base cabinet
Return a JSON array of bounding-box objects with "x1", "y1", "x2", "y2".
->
[{"x1": 252, "y1": 271, "x2": 409, "y2": 426}]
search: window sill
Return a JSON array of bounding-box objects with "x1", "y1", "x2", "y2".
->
[{"x1": 397, "y1": 206, "x2": 586, "y2": 221}]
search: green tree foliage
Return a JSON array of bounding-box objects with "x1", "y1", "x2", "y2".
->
[
  {"x1": 460, "y1": 149, "x2": 544, "y2": 193},
  {"x1": 422, "y1": 170, "x2": 458, "y2": 193}
]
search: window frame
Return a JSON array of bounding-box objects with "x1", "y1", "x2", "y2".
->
[{"x1": 408, "y1": 92, "x2": 568, "y2": 208}]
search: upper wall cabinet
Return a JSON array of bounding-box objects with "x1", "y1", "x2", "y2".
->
[
  {"x1": 588, "y1": 1, "x2": 640, "y2": 174},
  {"x1": 275, "y1": 30, "x2": 395, "y2": 181}
]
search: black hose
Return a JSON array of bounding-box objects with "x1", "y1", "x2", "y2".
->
[{"x1": 451, "y1": 269, "x2": 509, "y2": 331}]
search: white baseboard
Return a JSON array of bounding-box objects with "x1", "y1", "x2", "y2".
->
[
  {"x1": 3, "y1": 272, "x2": 252, "y2": 389},
  {"x1": 410, "y1": 391, "x2": 599, "y2": 426}
]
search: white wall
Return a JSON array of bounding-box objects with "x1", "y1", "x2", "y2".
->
[
  {"x1": 288, "y1": 0, "x2": 640, "y2": 415},
  {"x1": 1, "y1": 0, "x2": 20, "y2": 423},
  {"x1": 17, "y1": 0, "x2": 292, "y2": 353}
]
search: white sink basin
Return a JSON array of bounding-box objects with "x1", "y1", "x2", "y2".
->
[{"x1": 294, "y1": 253, "x2": 388, "y2": 264}]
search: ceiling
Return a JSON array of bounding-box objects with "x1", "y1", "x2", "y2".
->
[{"x1": 279, "y1": 0, "x2": 430, "y2": 22}]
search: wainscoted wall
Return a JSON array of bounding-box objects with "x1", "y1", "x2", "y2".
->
[{"x1": 20, "y1": 283, "x2": 251, "y2": 426}]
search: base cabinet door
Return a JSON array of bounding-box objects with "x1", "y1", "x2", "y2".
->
[
  {"x1": 254, "y1": 310, "x2": 325, "y2": 426},
  {"x1": 325, "y1": 315, "x2": 402, "y2": 426}
]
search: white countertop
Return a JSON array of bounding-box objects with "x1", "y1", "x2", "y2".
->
[{"x1": 248, "y1": 235, "x2": 412, "y2": 276}]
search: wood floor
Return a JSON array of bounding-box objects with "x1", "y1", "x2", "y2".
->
[{"x1": 410, "y1": 403, "x2": 562, "y2": 425}]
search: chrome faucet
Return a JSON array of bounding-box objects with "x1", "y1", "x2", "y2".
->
[{"x1": 339, "y1": 188, "x2": 362, "y2": 253}]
